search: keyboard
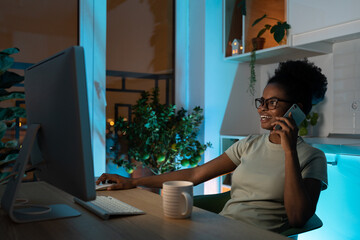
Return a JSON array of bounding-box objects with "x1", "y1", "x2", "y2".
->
[{"x1": 74, "y1": 195, "x2": 145, "y2": 220}]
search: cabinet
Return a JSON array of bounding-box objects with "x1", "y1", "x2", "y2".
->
[
  {"x1": 223, "y1": 0, "x2": 360, "y2": 64},
  {"x1": 224, "y1": 0, "x2": 288, "y2": 55},
  {"x1": 289, "y1": 0, "x2": 360, "y2": 37}
]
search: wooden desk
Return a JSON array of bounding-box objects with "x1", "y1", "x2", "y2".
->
[{"x1": 0, "y1": 182, "x2": 288, "y2": 240}]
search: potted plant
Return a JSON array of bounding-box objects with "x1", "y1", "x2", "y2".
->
[
  {"x1": 0, "y1": 47, "x2": 26, "y2": 181},
  {"x1": 251, "y1": 14, "x2": 291, "y2": 48},
  {"x1": 108, "y1": 88, "x2": 211, "y2": 175},
  {"x1": 248, "y1": 14, "x2": 291, "y2": 95},
  {"x1": 299, "y1": 111, "x2": 319, "y2": 136}
]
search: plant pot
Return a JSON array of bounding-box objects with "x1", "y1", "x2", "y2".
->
[
  {"x1": 252, "y1": 37, "x2": 265, "y2": 50},
  {"x1": 131, "y1": 160, "x2": 160, "y2": 194}
]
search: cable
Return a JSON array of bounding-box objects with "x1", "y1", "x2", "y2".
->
[
  {"x1": 0, "y1": 172, "x2": 18, "y2": 185},
  {"x1": 13, "y1": 198, "x2": 52, "y2": 215},
  {"x1": 14, "y1": 198, "x2": 29, "y2": 205},
  {"x1": 0, "y1": 166, "x2": 37, "y2": 185},
  {"x1": 14, "y1": 204, "x2": 52, "y2": 215},
  {"x1": 1, "y1": 166, "x2": 51, "y2": 215}
]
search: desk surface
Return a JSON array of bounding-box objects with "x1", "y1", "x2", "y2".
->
[{"x1": 0, "y1": 182, "x2": 288, "y2": 240}]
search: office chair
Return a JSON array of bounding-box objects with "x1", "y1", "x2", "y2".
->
[{"x1": 193, "y1": 191, "x2": 322, "y2": 239}]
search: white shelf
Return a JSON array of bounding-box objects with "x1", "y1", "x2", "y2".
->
[
  {"x1": 224, "y1": 21, "x2": 360, "y2": 64},
  {"x1": 223, "y1": 1, "x2": 360, "y2": 64},
  {"x1": 225, "y1": 44, "x2": 332, "y2": 64}
]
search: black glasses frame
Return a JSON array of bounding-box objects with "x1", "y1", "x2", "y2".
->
[{"x1": 255, "y1": 97, "x2": 293, "y2": 110}]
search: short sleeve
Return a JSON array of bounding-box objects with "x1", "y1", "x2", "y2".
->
[
  {"x1": 301, "y1": 150, "x2": 328, "y2": 190},
  {"x1": 224, "y1": 137, "x2": 250, "y2": 166}
]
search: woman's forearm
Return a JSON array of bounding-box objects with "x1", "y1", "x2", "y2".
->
[
  {"x1": 133, "y1": 153, "x2": 237, "y2": 188},
  {"x1": 97, "y1": 153, "x2": 236, "y2": 191},
  {"x1": 283, "y1": 150, "x2": 315, "y2": 226},
  {"x1": 133, "y1": 167, "x2": 198, "y2": 188}
]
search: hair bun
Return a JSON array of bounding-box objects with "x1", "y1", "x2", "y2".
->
[{"x1": 268, "y1": 59, "x2": 328, "y2": 115}]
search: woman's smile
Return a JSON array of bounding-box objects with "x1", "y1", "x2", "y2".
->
[{"x1": 260, "y1": 114, "x2": 272, "y2": 123}]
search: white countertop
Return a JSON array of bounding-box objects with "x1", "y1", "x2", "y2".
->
[{"x1": 303, "y1": 137, "x2": 360, "y2": 156}]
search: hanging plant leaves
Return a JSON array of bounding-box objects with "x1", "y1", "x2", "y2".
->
[
  {"x1": 248, "y1": 50, "x2": 256, "y2": 96},
  {"x1": 0, "y1": 71, "x2": 24, "y2": 89},
  {"x1": 0, "y1": 107, "x2": 26, "y2": 121},
  {"x1": 0, "y1": 58, "x2": 13, "y2": 75},
  {"x1": 0, "y1": 47, "x2": 19, "y2": 75},
  {"x1": 0, "y1": 47, "x2": 20, "y2": 56},
  {"x1": 0, "y1": 89, "x2": 9, "y2": 96},
  {"x1": 0, "y1": 153, "x2": 18, "y2": 166},
  {"x1": 5, "y1": 140, "x2": 18, "y2": 148},
  {"x1": 0, "y1": 121, "x2": 7, "y2": 140},
  {"x1": 0, "y1": 92, "x2": 25, "y2": 101},
  {"x1": 0, "y1": 47, "x2": 24, "y2": 181}
]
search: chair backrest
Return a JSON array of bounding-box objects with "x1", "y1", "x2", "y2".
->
[
  {"x1": 193, "y1": 191, "x2": 323, "y2": 238},
  {"x1": 193, "y1": 191, "x2": 230, "y2": 214},
  {"x1": 280, "y1": 214, "x2": 323, "y2": 238}
]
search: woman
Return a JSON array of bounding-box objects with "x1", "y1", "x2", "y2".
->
[{"x1": 97, "y1": 59, "x2": 328, "y2": 232}]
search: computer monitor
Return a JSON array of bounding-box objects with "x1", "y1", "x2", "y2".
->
[{"x1": 1, "y1": 46, "x2": 96, "y2": 223}]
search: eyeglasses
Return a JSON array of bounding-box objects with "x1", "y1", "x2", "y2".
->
[{"x1": 255, "y1": 97, "x2": 293, "y2": 110}]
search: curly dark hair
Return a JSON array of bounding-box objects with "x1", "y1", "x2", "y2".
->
[{"x1": 267, "y1": 59, "x2": 328, "y2": 115}]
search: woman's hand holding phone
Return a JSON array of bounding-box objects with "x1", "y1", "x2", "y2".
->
[
  {"x1": 274, "y1": 104, "x2": 306, "y2": 130},
  {"x1": 272, "y1": 104, "x2": 306, "y2": 152}
]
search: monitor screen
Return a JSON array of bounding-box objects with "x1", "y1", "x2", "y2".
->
[{"x1": 1, "y1": 46, "x2": 96, "y2": 223}]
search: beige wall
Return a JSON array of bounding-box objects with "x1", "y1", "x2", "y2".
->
[
  {"x1": 0, "y1": 0, "x2": 78, "y2": 62},
  {"x1": 106, "y1": 0, "x2": 174, "y2": 122},
  {"x1": 0, "y1": 0, "x2": 174, "y2": 126},
  {"x1": 0, "y1": 0, "x2": 78, "y2": 131}
]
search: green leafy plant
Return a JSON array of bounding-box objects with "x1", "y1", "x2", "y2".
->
[
  {"x1": 252, "y1": 14, "x2": 291, "y2": 44},
  {"x1": 299, "y1": 112, "x2": 319, "y2": 136},
  {"x1": 108, "y1": 88, "x2": 211, "y2": 175},
  {"x1": 248, "y1": 14, "x2": 291, "y2": 96},
  {"x1": 248, "y1": 50, "x2": 256, "y2": 96},
  {"x1": 0, "y1": 47, "x2": 26, "y2": 181}
]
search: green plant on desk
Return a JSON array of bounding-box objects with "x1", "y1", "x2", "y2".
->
[
  {"x1": 108, "y1": 88, "x2": 211, "y2": 175},
  {"x1": 0, "y1": 47, "x2": 26, "y2": 181}
]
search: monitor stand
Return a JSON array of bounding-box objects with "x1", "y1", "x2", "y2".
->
[{"x1": 1, "y1": 124, "x2": 81, "y2": 223}]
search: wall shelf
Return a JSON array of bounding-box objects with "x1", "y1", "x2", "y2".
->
[
  {"x1": 224, "y1": 44, "x2": 331, "y2": 64},
  {"x1": 223, "y1": 0, "x2": 360, "y2": 64}
]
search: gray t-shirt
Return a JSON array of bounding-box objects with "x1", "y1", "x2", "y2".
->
[{"x1": 219, "y1": 134, "x2": 327, "y2": 232}]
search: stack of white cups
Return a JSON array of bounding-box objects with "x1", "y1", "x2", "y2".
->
[{"x1": 162, "y1": 181, "x2": 193, "y2": 219}]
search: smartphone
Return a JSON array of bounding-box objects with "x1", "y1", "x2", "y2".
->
[{"x1": 274, "y1": 104, "x2": 306, "y2": 130}]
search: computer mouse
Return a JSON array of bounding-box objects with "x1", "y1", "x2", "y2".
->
[{"x1": 95, "y1": 183, "x2": 115, "y2": 191}]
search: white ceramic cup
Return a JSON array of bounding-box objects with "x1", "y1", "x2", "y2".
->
[{"x1": 162, "y1": 181, "x2": 193, "y2": 219}]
